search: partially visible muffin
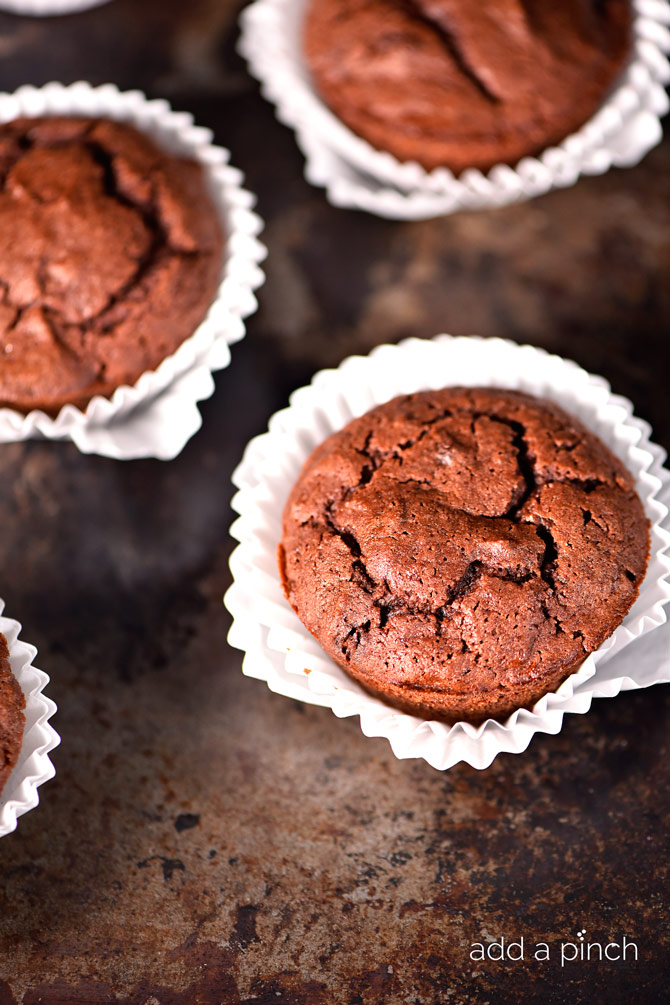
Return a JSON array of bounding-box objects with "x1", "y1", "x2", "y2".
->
[
  {"x1": 279, "y1": 387, "x2": 649, "y2": 723},
  {"x1": 0, "y1": 632, "x2": 25, "y2": 798},
  {"x1": 304, "y1": 0, "x2": 632, "y2": 173},
  {"x1": 0, "y1": 116, "x2": 224, "y2": 415}
]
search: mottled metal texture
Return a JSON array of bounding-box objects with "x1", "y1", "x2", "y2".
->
[{"x1": 0, "y1": 2, "x2": 669, "y2": 1002}]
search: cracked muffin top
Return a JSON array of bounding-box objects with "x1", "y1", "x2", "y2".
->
[
  {"x1": 0, "y1": 631, "x2": 25, "y2": 799},
  {"x1": 0, "y1": 116, "x2": 224, "y2": 415},
  {"x1": 279, "y1": 387, "x2": 649, "y2": 723},
  {"x1": 304, "y1": 0, "x2": 632, "y2": 173}
]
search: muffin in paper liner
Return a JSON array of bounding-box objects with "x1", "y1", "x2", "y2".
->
[
  {"x1": 225, "y1": 335, "x2": 670, "y2": 771},
  {"x1": 0, "y1": 600, "x2": 59, "y2": 837},
  {"x1": 239, "y1": 0, "x2": 670, "y2": 220},
  {"x1": 0, "y1": 0, "x2": 111, "y2": 16},
  {"x1": 0, "y1": 81, "x2": 266, "y2": 460}
]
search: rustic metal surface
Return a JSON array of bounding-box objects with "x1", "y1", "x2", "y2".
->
[{"x1": 0, "y1": 1, "x2": 669, "y2": 1002}]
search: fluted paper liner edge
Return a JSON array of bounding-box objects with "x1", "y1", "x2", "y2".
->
[{"x1": 0, "y1": 600, "x2": 60, "y2": 837}]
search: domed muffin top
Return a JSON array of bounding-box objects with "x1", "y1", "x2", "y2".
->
[
  {"x1": 280, "y1": 387, "x2": 649, "y2": 723},
  {"x1": 304, "y1": 0, "x2": 632, "y2": 173},
  {"x1": 0, "y1": 631, "x2": 25, "y2": 798},
  {"x1": 0, "y1": 116, "x2": 223, "y2": 414}
]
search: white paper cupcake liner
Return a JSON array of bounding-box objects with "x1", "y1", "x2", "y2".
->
[
  {"x1": 0, "y1": 600, "x2": 59, "y2": 837},
  {"x1": 0, "y1": 0, "x2": 111, "y2": 16},
  {"x1": 225, "y1": 335, "x2": 670, "y2": 771},
  {"x1": 0, "y1": 81, "x2": 266, "y2": 459},
  {"x1": 239, "y1": 0, "x2": 670, "y2": 219}
]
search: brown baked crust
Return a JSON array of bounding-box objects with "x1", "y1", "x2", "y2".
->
[
  {"x1": 0, "y1": 116, "x2": 224, "y2": 415},
  {"x1": 279, "y1": 388, "x2": 650, "y2": 723},
  {"x1": 304, "y1": 0, "x2": 632, "y2": 173},
  {"x1": 0, "y1": 631, "x2": 25, "y2": 798}
]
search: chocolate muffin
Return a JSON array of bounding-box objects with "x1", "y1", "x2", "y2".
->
[
  {"x1": 304, "y1": 0, "x2": 632, "y2": 173},
  {"x1": 279, "y1": 388, "x2": 649, "y2": 723},
  {"x1": 0, "y1": 631, "x2": 25, "y2": 798},
  {"x1": 0, "y1": 116, "x2": 224, "y2": 415}
]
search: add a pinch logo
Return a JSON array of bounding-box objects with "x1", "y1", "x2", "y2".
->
[{"x1": 470, "y1": 929, "x2": 639, "y2": 966}]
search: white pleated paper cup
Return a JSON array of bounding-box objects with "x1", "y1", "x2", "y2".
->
[
  {"x1": 0, "y1": 600, "x2": 59, "y2": 837},
  {"x1": 0, "y1": 0, "x2": 111, "y2": 16},
  {"x1": 225, "y1": 335, "x2": 670, "y2": 771},
  {"x1": 239, "y1": 0, "x2": 670, "y2": 219},
  {"x1": 0, "y1": 81, "x2": 266, "y2": 460}
]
